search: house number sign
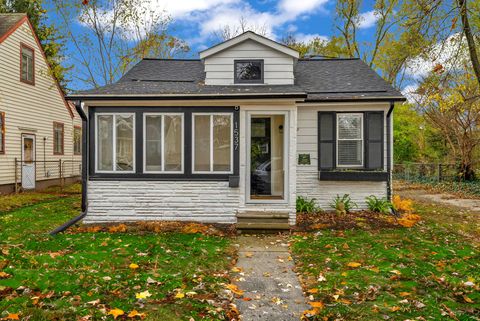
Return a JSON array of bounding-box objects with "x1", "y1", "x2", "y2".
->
[{"x1": 233, "y1": 119, "x2": 239, "y2": 151}]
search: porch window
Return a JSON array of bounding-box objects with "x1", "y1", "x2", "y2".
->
[
  {"x1": 0, "y1": 112, "x2": 4, "y2": 154},
  {"x1": 53, "y1": 122, "x2": 64, "y2": 155},
  {"x1": 144, "y1": 114, "x2": 183, "y2": 173},
  {"x1": 336, "y1": 113, "x2": 363, "y2": 167},
  {"x1": 193, "y1": 113, "x2": 233, "y2": 173},
  {"x1": 73, "y1": 126, "x2": 81, "y2": 155},
  {"x1": 20, "y1": 44, "x2": 34, "y2": 85},
  {"x1": 96, "y1": 113, "x2": 135, "y2": 172}
]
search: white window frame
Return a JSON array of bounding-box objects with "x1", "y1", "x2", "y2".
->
[
  {"x1": 95, "y1": 113, "x2": 136, "y2": 173},
  {"x1": 336, "y1": 113, "x2": 364, "y2": 168},
  {"x1": 192, "y1": 113, "x2": 234, "y2": 174},
  {"x1": 143, "y1": 113, "x2": 184, "y2": 174}
]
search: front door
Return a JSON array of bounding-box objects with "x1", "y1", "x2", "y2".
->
[
  {"x1": 249, "y1": 114, "x2": 285, "y2": 201},
  {"x1": 22, "y1": 134, "x2": 36, "y2": 189}
]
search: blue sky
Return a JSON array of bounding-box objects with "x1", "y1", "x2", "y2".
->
[{"x1": 45, "y1": 0, "x2": 381, "y2": 90}]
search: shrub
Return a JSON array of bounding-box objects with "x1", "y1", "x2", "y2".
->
[
  {"x1": 296, "y1": 196, "x2": 321, "y2": 213},
  {"x1": 330, "y1": 194, "x2": 357, "y2": 215},
  {"x1": 365, "y1": 195, "x2": 393, "y2": 214},
  {"x1": 392, "y1": 195, "x2": 414, "y2": 212}
]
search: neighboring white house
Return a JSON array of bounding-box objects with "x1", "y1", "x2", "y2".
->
[
  {"x1": 0, "y1": 13, "x2": 81, "y2": 194},
  {"x1": 67, "y1": 31, "x2": 405, "y2": 229}
]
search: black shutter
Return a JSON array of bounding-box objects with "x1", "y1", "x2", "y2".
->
[
  {"x1": 365, "y1": 111, "x2": 384, "y2": 170},
  {"x1": 318, "y1": 112, "x2": 336, "y2": 170}
]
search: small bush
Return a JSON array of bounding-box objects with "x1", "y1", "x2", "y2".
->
[
  {"x1": 330, "y1": 194, "x2": 357, "y2": 215},
  {"x1": 392, "y1": 195, "x2": 414, "y2": 212},
  {"x1": 365, "y1": 195, "x2": 393, "y2": 214},
  {"x1": 296, "y1": 196, "x2": 321, "y2": 213}
]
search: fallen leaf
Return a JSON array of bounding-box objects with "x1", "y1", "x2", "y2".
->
[
  {"x1": 231, "y1": 267, "x2": 242, "y2": 273},
  {"x1": 347, "y1": 262, "x2": 361, "y2": 268},
  {"x1": 135, "y1": 290, "x2": 152, "y2": 299},
  {"x1": 399, "y1": 292, "x2": 410, "y2": 297},
  {"x1": 463, "y1": 295, "x2": 473, "y2": 303},
  {"x1": 225, "y1": 284, "x2": 244, "y2": 296},
  {"x1": 129, "y1": 263, "x2": 139, "y2": 270},
  {"x1": 108, "y1": 308, "x2": 124, "y2": 319},
  {"x1": 308, "y1": 301, "x2": 324, "y2": 309},
  {"x1": 0, "y1": 272, "x2": 11, "y2": 279},
  {"x1": 307, "y1": 288, "x2": 319, "y2": 294},
  {"x1": 174, "y1": 292, "x2": 185, "y2": 299},
  {"x1": 245, "y1": 252, "x2": 253, "y2": 258},
  {"x1": 127, "y1": 310, "x2": 146, "y2": 318},
  {"x1": 3, "y1": 314, "x2": 20, "y2": 320},
  {"x1": 390, "y1": 306, "x2": 401, "y2": 312}
]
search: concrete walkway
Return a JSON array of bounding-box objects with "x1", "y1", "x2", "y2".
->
[{"x1": 232, "y1": 235, "x2": 308, "y2": 321}]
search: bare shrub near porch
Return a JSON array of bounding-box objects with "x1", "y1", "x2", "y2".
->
[{"x1": 330, "y1": 194, "x2": 357, "y2": 215}]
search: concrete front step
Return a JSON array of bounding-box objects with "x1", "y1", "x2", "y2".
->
[
  {"x1": 237, "y1": 212, "x2": 289, "y2": 219},
  {"x1": 236, "y1": 222, "x2": 290, "y2": 230}
]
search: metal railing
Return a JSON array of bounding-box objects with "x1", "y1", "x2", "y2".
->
[
  {"x1": 14, "y1": 158, "x2": 82, "y2": 192},
  {"x1": 393, "y1": 163, "x2": 459, "y2": 183}
]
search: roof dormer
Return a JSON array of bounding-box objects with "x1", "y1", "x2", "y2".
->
[{"x1": 199, "y1": 31, "x2": 299, "y2": 86}]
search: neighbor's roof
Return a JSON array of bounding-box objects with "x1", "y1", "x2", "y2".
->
[
  {"x1": 0, "y1": 13, "x2": 27, "y2": 43},
  {"x1": 69, "y1": 57, "x2": 404, "y2": 102}
]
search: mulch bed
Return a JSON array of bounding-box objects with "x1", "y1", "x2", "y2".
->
[{"x1": 295, "y1": 210, "x2": 401, "y2": 231}]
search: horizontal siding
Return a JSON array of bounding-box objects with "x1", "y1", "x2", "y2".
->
[
  {"x1": 0, "y1": 22, "x2": 81, "y2": 189},
  {"x1": 204, "y1": 39, "x2": 294, "y2": 85},
  {"x1": 86, "y1": 180, "x2": 241, "y2": 224},
  {"x1": 296, "y1": 103, "x2": 391, "y2": 209},
  {"x1": 297, "y1": 167, "x2": 387, "y2": 210}
]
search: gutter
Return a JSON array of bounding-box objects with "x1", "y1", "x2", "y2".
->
[
  {"x1": 386, "y1": 102, "x2": 394, "y2": 201},
  {"x1": 50, "y1": 101, "x2": 88, "y2": 235}
]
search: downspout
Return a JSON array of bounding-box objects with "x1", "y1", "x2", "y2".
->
[
  {"x1": 50, "y1": 101, "x2": 88, "y2": 235},
  {"x1": 386, "y1": 102, "x2": 394, "y2": 200}
]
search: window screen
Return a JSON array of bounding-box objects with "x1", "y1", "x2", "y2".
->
[
  {"x1": 53, "y1": 122, "x2": 64, "y2": 155},
  {"x1": 21, "y1": 45, "x2": 34, "y2": 84},
  {"x1": 337, "y1": 114, "x2": 363, "y2": 167}
]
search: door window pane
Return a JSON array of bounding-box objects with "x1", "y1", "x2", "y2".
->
[
  {"x1": 145, "y1": 115, "x2": 162, "y2": 171},
  {"x1": 97, "y1": 115, "x2": 113, "y2": 171},
  {"x1": 213, "y1": 115, "x2": 231, "y2": 171},
  {"x1": 194, "y1": 115, "x2": 211, "y2": 172},
  {"x1": 116, "y1": 115, "x2": 134, "y2": 171},
  {"x1": 164, "y1": 115, "x2": 182, "y2": 171}
]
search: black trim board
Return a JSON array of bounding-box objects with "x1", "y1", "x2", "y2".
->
[
  {"x1": 67, "y1": 93, "x2": 307, "y2": 101},
  {"x1": 88, "y1": 106, "x2": 240, "y2": 182}
]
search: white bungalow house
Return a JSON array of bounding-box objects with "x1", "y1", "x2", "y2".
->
[
  {"x1": 0, "y1": 13, "x2": 82, "y2": 194},
  {"x1": 67, "y1": 32, "x2": 405, "y2": 229}
]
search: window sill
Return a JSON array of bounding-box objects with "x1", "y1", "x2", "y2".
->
[{"x1": 318, "y1": 170, "x2": 388, "y2": 181}]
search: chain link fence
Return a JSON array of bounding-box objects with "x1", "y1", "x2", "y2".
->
[{"x1": 393, "y1": 163, "x2": 459, "y2": 183}]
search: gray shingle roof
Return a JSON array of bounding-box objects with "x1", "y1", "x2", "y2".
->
[
  {"x1": 0, "y1": 13, "x2": 26, "y2": 39},
  {"x1": 71, "y1": 58, "x2": 404, "y2": 101}
]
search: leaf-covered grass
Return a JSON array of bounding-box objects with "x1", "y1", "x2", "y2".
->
[
  {"x1": 0, "y1": 196, "x2": 234, "y2": 320},
  {"x1": 0, "y1": 183, "x2": 81, "y2": 214},
  {"x1": 291, "y1": 222, "x2": 480, "y2": 320}
]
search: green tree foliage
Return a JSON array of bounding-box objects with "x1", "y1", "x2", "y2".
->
[{"x1": 0, "y1": 0, "x2": 70, "y2": 89}]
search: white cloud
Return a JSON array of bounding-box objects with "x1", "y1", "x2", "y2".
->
[
  {"x1": 98, "y1": 0, "x2": 331, "y2": 45},
  {"x1": 404, "y1": 33, "x2": 467, "y2": 79},
  {"x1": 294, "y1": 33, "x2": 328, "y2": 43},
  {"x1": 401, "y1": 84, "x2": 420, "y2": 103},
  {"x1": 357, "y1": 10, "x2": 378, "y2": 29}
]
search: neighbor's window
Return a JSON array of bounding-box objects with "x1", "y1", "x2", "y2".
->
[
  {"x1": 96, "y1": 113, "x2": 135, "y2": 172},
  {"x1": 73, "y1": 126, "x2": 81, "y2": 155},
  {"x1": 0, "y1": 112, "x2": 5, "y2": 154},
  {"x1": 144, "y1": 113, "x2": 183, "y2": 173},
  {"x1": 20, "y1": 44, "x2": 34, "y2": 84},
  {"x1": 234, "y1": 60, "x2": 263, "y2": 83},
  {"x1": 53, "y1": 122, "x2": 64, "y2": 155},
  {"x1": 337, "y1": 113, "x2": 363, "y2": 167},
  {"x1": 193, "y1": 113, "x2": 232, "y2": 173}
]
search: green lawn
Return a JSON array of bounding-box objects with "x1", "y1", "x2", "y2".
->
[
  {"x1": 291, "y1": 221, "x2": 480, "y2": 320},
  {"x1": 0, "y1": 195, "x2": 234, "y2": 320}
]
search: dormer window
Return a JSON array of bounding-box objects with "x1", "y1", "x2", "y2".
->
[{"x1": 234, "y1": 60, "x2": 263, "y2": 84}]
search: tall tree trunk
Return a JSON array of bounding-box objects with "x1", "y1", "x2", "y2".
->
[{"x1": 458, "y1": 0, "x2": 480, "y2": 87}]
